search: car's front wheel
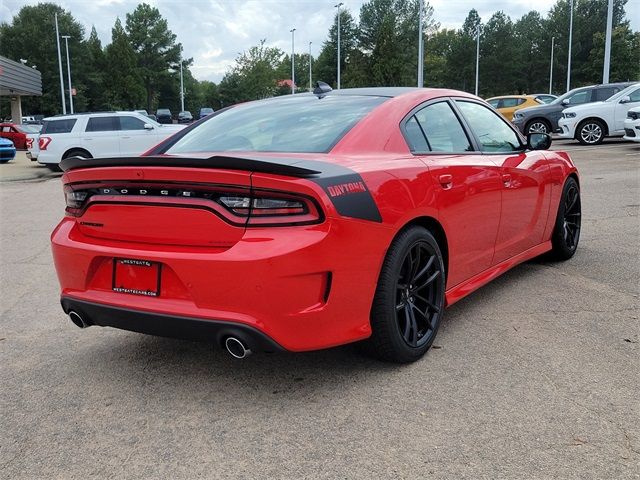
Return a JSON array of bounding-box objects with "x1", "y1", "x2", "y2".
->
[
  {"x1": 549, "y1": 177, "x2": 581, "y2": 260},
  {"x1": 577, "y1": 119, "x2": 605, "y2": 145},
  {"x1": 526, "y1": 119, "x2": 551, "y2": 135},
  {"x1": 367, "y1": 226, "x2": 446, "y2": 363}
]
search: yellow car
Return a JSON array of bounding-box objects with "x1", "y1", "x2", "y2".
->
[{"x1": 486, "y1": 95, "x2": 544, "y2": 122}]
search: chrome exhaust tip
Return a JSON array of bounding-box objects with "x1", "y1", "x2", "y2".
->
[
  {"x1": 69, "y1": 311, "x2": 89, "y2": 329},
  {"x1": 225, "y1": 336, "x2": 252, "y2": 359}
]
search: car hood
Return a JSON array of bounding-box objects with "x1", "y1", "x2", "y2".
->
[
  {"x1": 516, "y1": 104, "x2": 562, "y2": 116},
  {"x1": 0, "y1": 138, "x2": 15, "y2": 147},
  {"x1": 562, "y1": 101, "x2": 608, "y2": 114}
]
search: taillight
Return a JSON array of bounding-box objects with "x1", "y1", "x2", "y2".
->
[
  {"x1": 26, "y1": 138, "x2": 33, "y2": 149},
  {"x1": 39, "y1": 136, "x2": 52, "y2": 150},
  {"x1": 63, "y1": 184, "x2": 323, "y2": 226}
]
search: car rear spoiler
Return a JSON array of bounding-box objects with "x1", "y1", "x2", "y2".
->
[{"x1": 59, "y1": 155, "x2": 322, "y2": 178}]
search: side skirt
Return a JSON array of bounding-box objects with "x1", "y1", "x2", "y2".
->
[{"x1": 445, "y1": 241, "x2": 552, "y2": 307}]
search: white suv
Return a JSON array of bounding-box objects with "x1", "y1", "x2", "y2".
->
[
  {"x1": 558, "y1": 83, "x2": 640, "y2": 145},
  {"x1": 623, "y1": 107, "x2": 640, "y2": 143},
  {"x1": 37, "y1": 112, "x2": 185, "y2": 169}
]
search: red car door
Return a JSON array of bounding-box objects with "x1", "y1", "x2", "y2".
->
[
  {"x1": 454, "y1": 100, "x2": 552, "y2": 264},
  {"x1": 405, "y1": 100, "x2": 503, "y2": 288}
]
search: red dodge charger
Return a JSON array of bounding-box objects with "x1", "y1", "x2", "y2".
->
[{"x1": 51, "y1": 87, "x2": 581, "y2": 362}]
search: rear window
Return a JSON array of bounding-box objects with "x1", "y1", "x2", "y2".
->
[
  {"x1": 41, "y1": 118, "x2": 76, "y2": 134},
  {"x1": 165, "y1": 94, "x2": 388, "y2": 154}
]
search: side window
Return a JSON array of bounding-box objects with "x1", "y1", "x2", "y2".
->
[
  {"x1": 456, "y1": 101, "x2": 522, "y2": 153},
  {"x1": 501, "y1": 98, "x2": 520, "y2": 108},
  {"x1": 414, "y1": 102, "x2": 472, "y2": 153},
  {"x1": 628, "y1": 88, "x2": 640, "y2": 102},
  {"x1": 488, "y1": 99, "x2": 500, "y2": 108},
  {"x1": 594, "y1": 87, "x2": 615, "y2": 101},
  {"x1": 567, "y1": 90, "x2": 590, "y2": 105},
  {"x1": 404, "y1": 116, "x2": 429, "y2": 152},
  {"x1": 119, "y1": 116, "x2": 147, "y2": 131},
  {"x1": 86, "y1": 116, "x2": 118, "y2": 132},
  {"x1": 1, "y1": 126, "x2": 11, "y2": 132}
]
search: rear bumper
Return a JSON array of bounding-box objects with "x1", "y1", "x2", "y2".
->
[
  {"x1": 61, "y1": 297, "x2": 284, "y2": 352},
  {"x1": 52, "y1": 216, "x2": 392, "y2": 351}
]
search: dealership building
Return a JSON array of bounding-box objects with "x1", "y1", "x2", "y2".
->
[{"x1": 0, "y1": 55, "x2": 42, "y2": 124}]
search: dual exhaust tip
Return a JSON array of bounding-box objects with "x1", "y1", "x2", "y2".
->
[{"x1": 68, "y1": 311, "x2": 252, "y2": 359}]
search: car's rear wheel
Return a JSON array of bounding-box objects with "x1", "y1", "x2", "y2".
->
[
  {"x1": 526, "y1": 119, "x2": 551, "y2": 135},
  {"x1": 63, "y1": 149, "x2": 92, "y2": 160},
  {"x1": 367, "y1": 226, "x2": 446, "y2": 363},
  {"x1": 577, "y1": 119, "x2": 605, "y2": 145},
  {"x1": 549, "y1": 177, "x2": 581, "y2": 260}
]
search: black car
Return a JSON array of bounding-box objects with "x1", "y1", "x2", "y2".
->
[
  {"x1": 156, "y1": 108, "x2": 173, "y2": 124},
  {"x1": 512, "y1": 82, "x2": 635, "y2": 135},
  {"x1": 198, "y1": 107, "x2": 215, "y2": 119},
  {"x1": 177, "y1": 111, "x2": 193, "y2": 124}
]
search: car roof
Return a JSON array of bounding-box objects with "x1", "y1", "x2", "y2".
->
[
  {"x1": 43, "y1": 111, "x2": 148, "y2": 121},
  {"x1": 486, "y1": 95, "x2": 533, "y2": 100}
]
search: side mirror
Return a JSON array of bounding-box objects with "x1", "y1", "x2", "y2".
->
[
  {"x1": 527, "y1": 132, "x2": 552, "y2": 151},
  {"x1": 561, "y1": 99, "x2": 570, "y2": 105},
  {"x1": 143, "y1": 123, "x2": 154, "y2": 130},
  {"x1": 619, "y1": 95, "x2": 631, "y2": 104}
]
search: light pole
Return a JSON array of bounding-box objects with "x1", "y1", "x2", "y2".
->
[
  {"x1": 417, "y1": 0, "x2": 424, "y2": 87},
  {"x1": 475, "y1": 26, "x2": 480, "y2": 96},
  {"x1": 549, "y1": 36, "x2": 555, "y2": 94},
  {"x1": 603, "y1": 0, "x2": 613, "y2": 83},
  {"x1": 567, "y1": 0, "x2": 574, "y2": 92},
  {"x1": 179, "y1": 60, "x2": 185, "y2": 112},
  {"x1": 309, "y1": 41, "x2": 313, "y2": 90},
  {"x1": 61, "y1": 35, "x2": 74, "y2": 114},
  {"x1": 54, "y1": 13, "x2": 66, "y2": 114},
  {"x1": 290, "y1": 28, "x2": 296, "y2": 94},
  {"x1": 335, "y1": 2, "x2": 343, "y2": 89}
]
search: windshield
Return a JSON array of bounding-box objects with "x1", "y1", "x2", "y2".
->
[
  {"x1": 606, "y1": 84, "x2": 640, "y2": 102},
  {"x1": 550, "y1": 88, "x2": 584, "y2": 105},
  {"x1": 17, "y1": 125, "x2": 41, "y2": 133},
  {"x1": 165, "y1": 94, "x2": 388, "y2": 154}
]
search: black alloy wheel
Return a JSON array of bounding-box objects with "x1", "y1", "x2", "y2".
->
[
  {"x1": 367, "y1": 226, "x2": 446, "y2": 363},
  {"x1": 549, "y1": 177, "x2": 581, "y2": 260}
]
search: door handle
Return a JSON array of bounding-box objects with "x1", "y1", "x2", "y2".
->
[
  {"x1": 502, "y1": 173, "x2": 512, "y2": 186},
  {"x1": 438, "y1": 174, "x2": 453, "y2": 189}
]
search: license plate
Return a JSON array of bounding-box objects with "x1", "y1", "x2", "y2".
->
[{"x1": 112, "y1": 258, "x2": 161, "y2": 297}]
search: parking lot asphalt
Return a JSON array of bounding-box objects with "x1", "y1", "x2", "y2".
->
[
  {"x1": 0, "y1": 151, "x2": 60, "y2": 183},
  {"x1": 1, "y1": 138, "x2": 638, "y2": 479}
]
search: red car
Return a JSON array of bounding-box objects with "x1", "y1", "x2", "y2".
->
[
  {"x1": 51, "y1": 87, "x2": 581, "y2": 363},
  {"x1": 0, "y1": 122, "x2": 41, "y2": 150}
]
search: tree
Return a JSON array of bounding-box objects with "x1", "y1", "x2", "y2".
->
[
  {"x1": 587, "y1": 25, "x2": 640, "y2": 82},
  {"x1": 479, "y1": 11, "x2": 517, "y2": 96},
  {"x1": 125, "y1": 3, "x2": 182, "y2": 111},
  {"x1": 314, "y1": 8, "x2": 359, "y2": 88},
  {"x1": 514, "y1": 11, "x2": 549, "y2": 94},
  {"x1": 0, "y1": 2, "x2": 85, "y2": 116},
  {"x1": 84, "y1": 26, "x2": 108, "y2": 111},
  {"x1": 104, "y1": 18, "x2": 145, "y2": 110}
]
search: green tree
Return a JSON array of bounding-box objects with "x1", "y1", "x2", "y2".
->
[
  {"x1": 587, "y1": 25, "x2": 640, "y2": 82},
  {"x1": 125, "y1": 3, "x2": 182, "y2": 111},
  {"x1": 104, "y1": 18, "x2": 145, "y2": 110},
  {"x1": 84, "y1": 26, "x2": 108, "y2": 111},
  {"x1": 314, "y1": 9, "x2": 359, "y2": 88},
  {"x1": 513, "y1": 11, "x2": 549, "y2": 94},
  {"x1": 0, "y1": 2, "x2": 85, "y2": 116},
  {"x1": 479, "y1": 11, "x2": 517, "y2": 96}
]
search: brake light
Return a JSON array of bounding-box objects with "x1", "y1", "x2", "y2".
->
[
  {"x1": 26, "y1": 138, "x2": 33, "y2": 149},
  {"x1": 39, "y1": 136, "x2": 52, "y2": 150},
  {"x1": 63, "y1": 183, "x2": 323, "y2": 226}
]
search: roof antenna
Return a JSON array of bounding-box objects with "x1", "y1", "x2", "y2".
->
[{"x1": 313, "y1": 81, "x2": 333, "y2": 97}]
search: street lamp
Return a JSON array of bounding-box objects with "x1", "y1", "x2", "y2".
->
[
  {"x1": 179, "y1": 60, "x2": 185, "y2": 112},
  {"x1": 549, "y1": 37, "x2": 555, "y2": 94},
  {"x1": 335, "y1": 2, "x2": 343, "y2": 89},
  {"x1": 290, "y1": 28, "x2": 296, "y2": 94},
  {"x1": 61, "y1": 35, "x2": 74, "y2": 114},
  {"x1": 567, "y1": 0, "x2": 574, "y2": 92},
  {"x1": 603, "y1": 0, "x2": 613, "y2": 83},
  {"x1": 475, "y1": 26, "x2": 480, "y2": 96},
  {"x1": 417, "y1": 0, "x2": 424, "y2": 87},
  {"x1": 309, "y1": 41, "x2": 313, "y2": 90},
  {"x1": 54, "y1": 13, "x2": 66, "y2": 114}
]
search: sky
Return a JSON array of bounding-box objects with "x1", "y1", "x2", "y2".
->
[{"x1": 2, "y1": 0, "x2": 639, "y2": 83}]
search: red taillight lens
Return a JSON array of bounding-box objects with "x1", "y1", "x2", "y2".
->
[
  {"x1": 26, "y1": 138, "x2": 33, "y2": 149},
  {"x1": 39, "y1": 136, "x2": 52, "y2": 150}
]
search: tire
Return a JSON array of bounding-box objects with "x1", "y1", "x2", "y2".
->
[
  {"x1": 549, "y1": 177, "x2": 581, "y2": 261},
  {"x1": 63, "y1": 149, "x2": 92, "y2": 160},
  {"x1": 525, "y1": 119, "x2": 551, "y2": 135},
  {"x1": 366, "y1": 226, "x2": 446, "y2": 363},
  {"x1": 576, "y1": 119, "x2": 605, "y2": 145}
]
